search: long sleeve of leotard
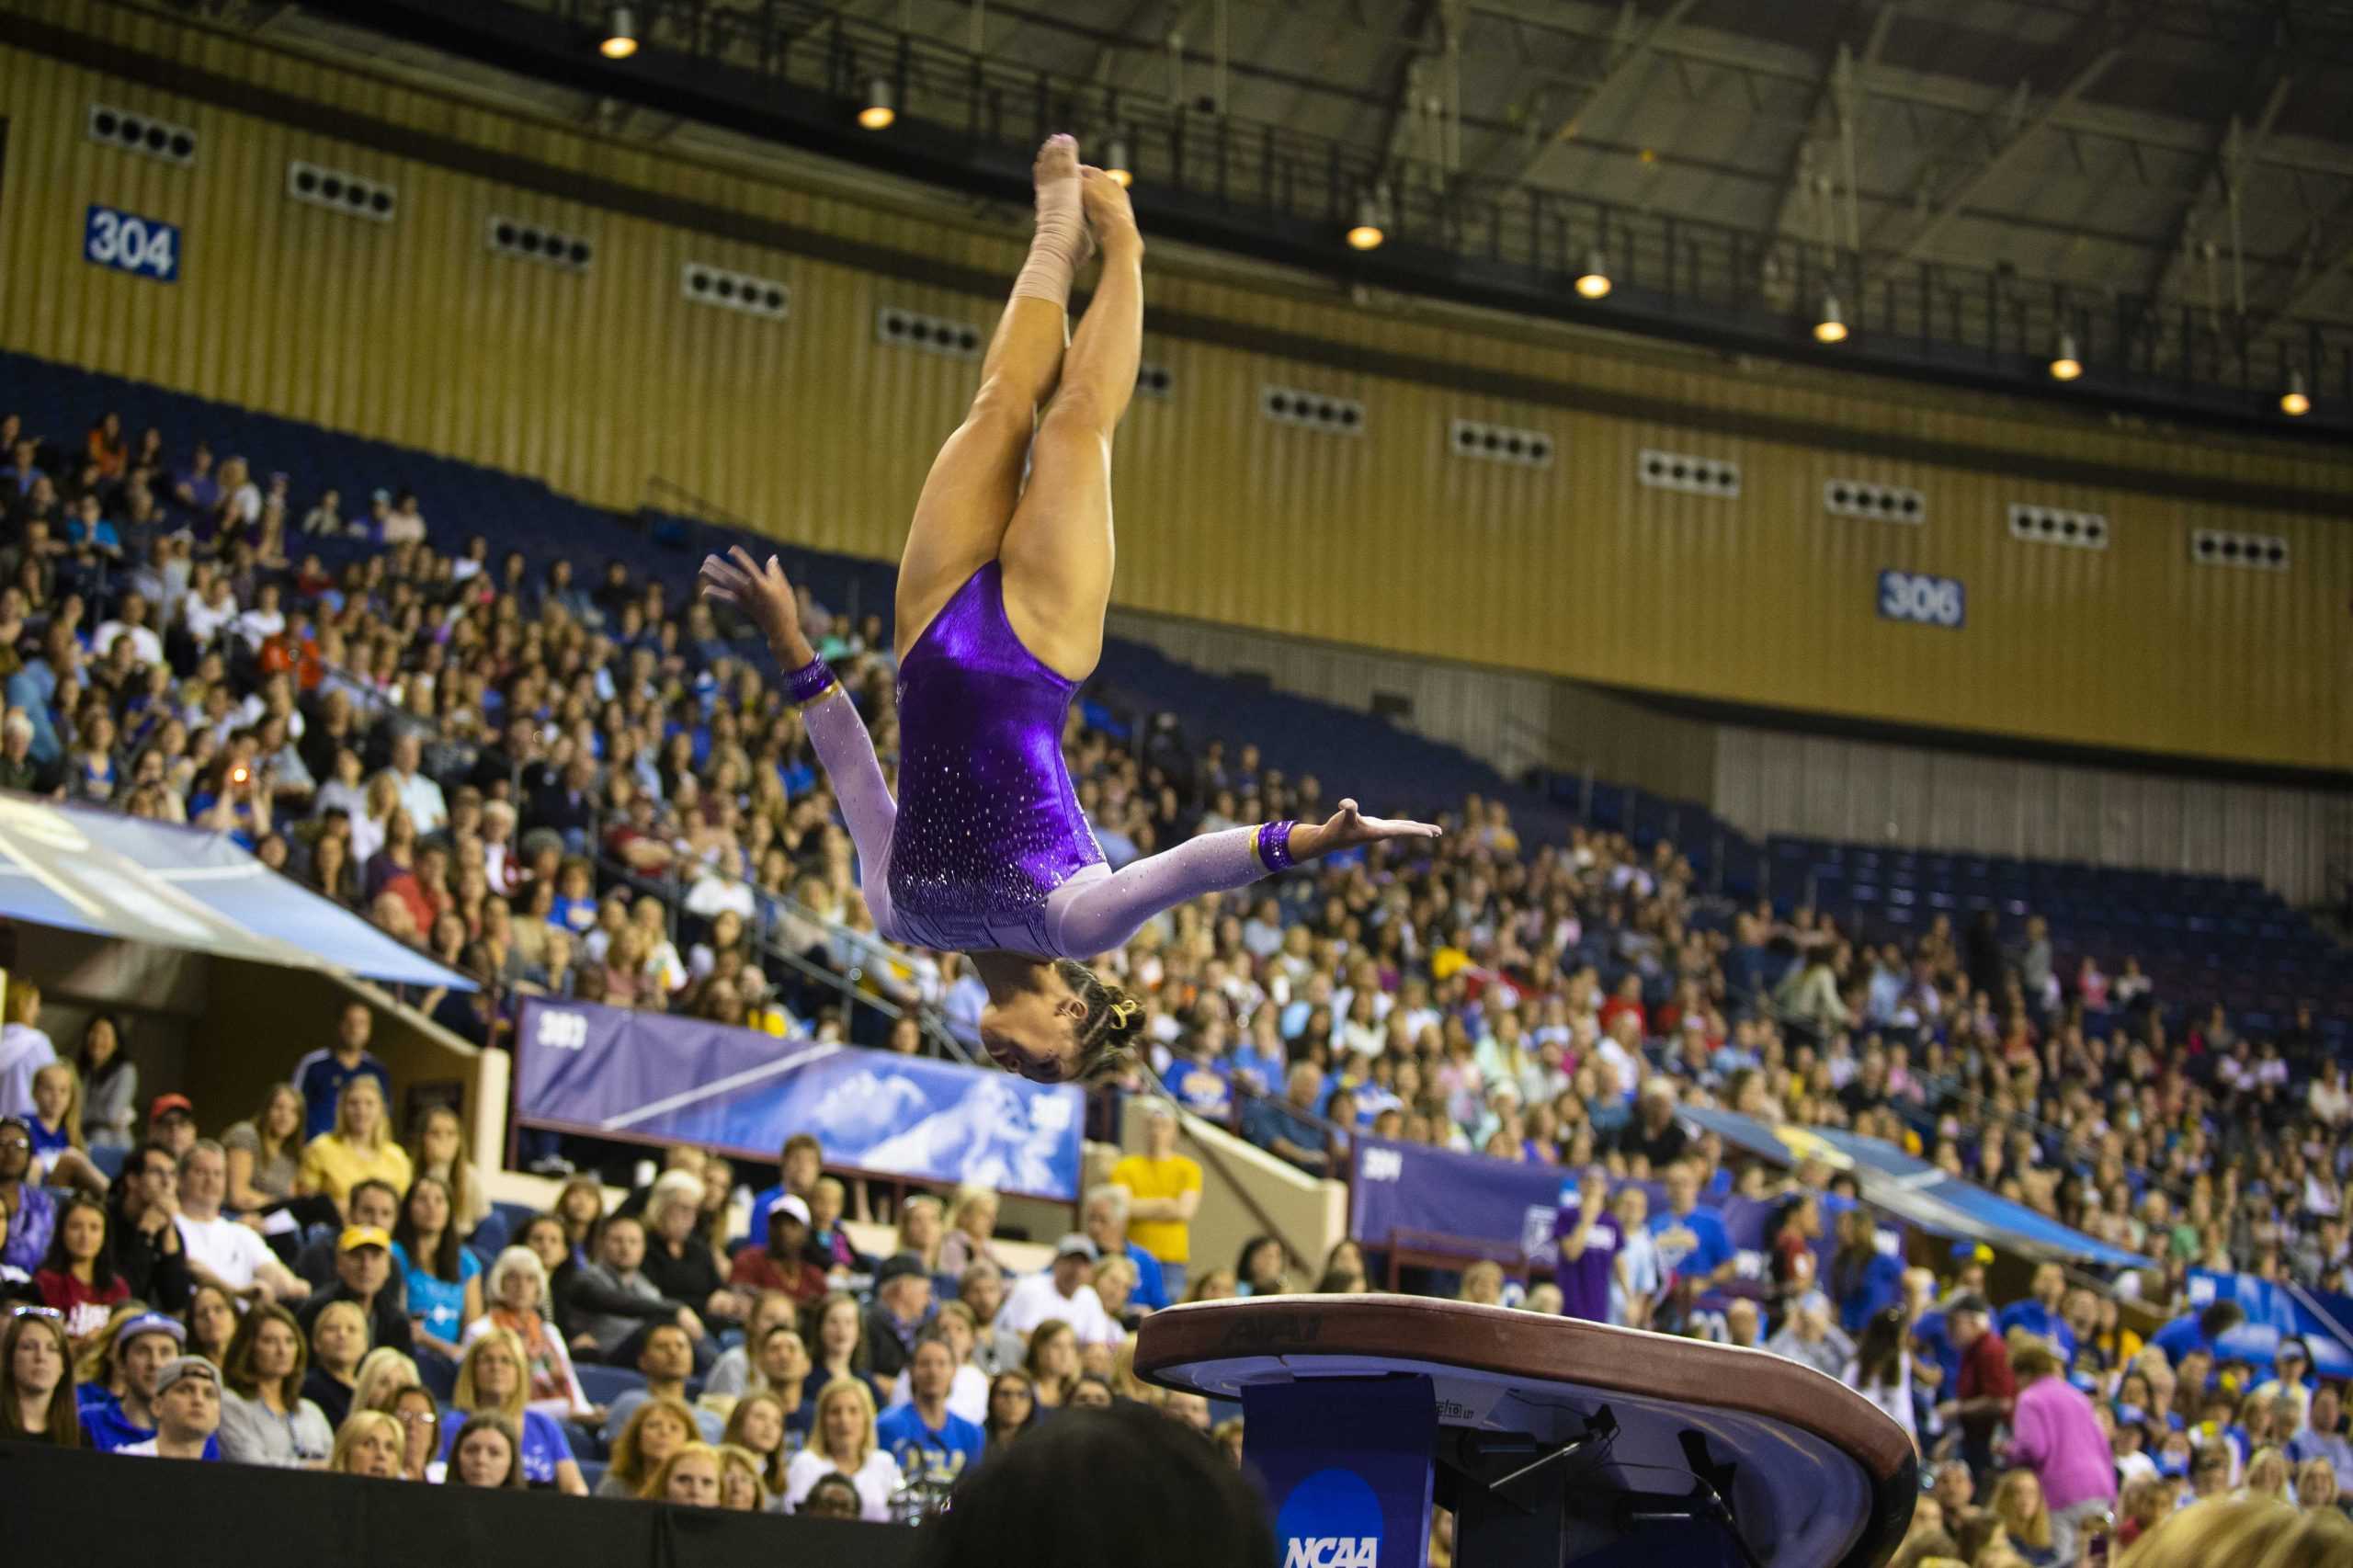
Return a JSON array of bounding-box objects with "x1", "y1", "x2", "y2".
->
[
  {"x1": 798, "y1": 676, "x2": 898, "y2": 893},
  {"x1": 1050, "y1": 824, "x2": 1288, "y2": 958}
]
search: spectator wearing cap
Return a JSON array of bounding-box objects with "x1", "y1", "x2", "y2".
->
[
  {"x1": 2252, "y1": 1338, "x2": 2318, "y2": 1430},
  {"x1": 298, "y1": 1074, "x2": 410, "y2": 1213},
  {"x1": 115, "y1": 1355, "x2": 222, "y2": 1461},
  {"x1": 604, "y1": 1320, "x2": 725, "y2": 1446},
  {"x1": 215, "y1": 1301, "x2": 333, "y2": 1468},
  {"x1": 726, "y1": 1193, "x2": 827, "y2": 1308},
  {"x1": 439, "y1": 1325, "x2": 589, "y2": 1494},
  {"x1": 292, "y1": 1178, "x2": 401, "y2": 1294},
  {"x1": 745, "y1": 1133, "x2": 824, "y2": 1251},
  {"x1": 1936, "y1": 1292, "x2": 2015, "y2": 1484},
  {"x1": 866, "y1": 1254, "x2": 937, "y2": 1382},
  {"x1": 145, "y1": 1094, "x2": 197, "y2": 1159},
  {"x1": 82, "y1": 1311, "x2": 191, "y2": 1452},
  {"x1": 297, "y1": 1223, "x2": 415, "y2": 1361},
  {"x1": 2001, "y1": 1337, "x2": 2116, "y2": 1563},
  {"x1": 876, "y1": 1328, "x2": 985, "y2": 1494},
  {"x1": 998, "y1": 1234, "x2": 1119, "y2": 1346},
  {"x1": 1110, "y1": 1102, "x2": 1202, "y2": 1305},
  {"x1": 291, "y1": 1001, "x2": 392, "y2": 1144},
  {"x1": 1082, "y1": 1184, "x2": 1169, "y2": 1314},
  {"x1": 569, "y1": 1212, "x2": 706, "y2": 1360}
]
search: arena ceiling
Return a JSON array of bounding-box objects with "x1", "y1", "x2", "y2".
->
[{"x1": 166, "y1": 0, "x2": 2353, "y2": 427}]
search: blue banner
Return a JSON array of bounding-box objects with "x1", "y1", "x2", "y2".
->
[
  {"x1": 1249, "y1": 1376, "x2": 1436, "y2": 1568},
  {"x1": 1678, "y1": 1105, "x2": 2149, "y2": 1270},
  {"x1": 515, "y1": 998, "x2": 1085, "y2": 1200},
  {"x1": 2185, "y1": 1271, "x2": 2353, "y2": 1381}
]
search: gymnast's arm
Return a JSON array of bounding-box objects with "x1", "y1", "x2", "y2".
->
[
  {"x1": 795, "y1": 676, "x2": 898, "y2": 872},
  {"x1": 1051, "y1": 801, "x2": 1442, "y2": 957}
]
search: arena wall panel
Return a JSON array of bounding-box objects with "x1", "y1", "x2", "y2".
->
[
  {"x1": 1, "y1": 4, "x2": 2348, "y2": 774},
  {"x1": 1110, "y1": 607, "x2": 2347, "y2": 904}
]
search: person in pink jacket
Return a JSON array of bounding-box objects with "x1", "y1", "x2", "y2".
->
[{"x1": 2003, "y1": 1338, "x2": 2116, "y2": 1563}]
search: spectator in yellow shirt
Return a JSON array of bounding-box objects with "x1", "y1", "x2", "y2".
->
[
  {"x1": 1110, "y1": 1101, "x2": 1201, "y2": 1304},
  {"x1": 298, "y1": 1075, "x2": 413, "y2": 1216}
]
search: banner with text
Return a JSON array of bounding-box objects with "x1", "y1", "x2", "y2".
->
[{"x1": 515, "y1": 997, "x2": 1085, "y2": 1201}]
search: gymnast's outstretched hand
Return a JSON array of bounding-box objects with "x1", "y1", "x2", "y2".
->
[
  {"x1": 1291, "y1": 798, "x2": 1443, "y2": 860},
  {"x1": 699, "y1": 545, "x2": 814, "y2": 665}
]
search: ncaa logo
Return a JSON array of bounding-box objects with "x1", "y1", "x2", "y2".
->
[{"x1": 1277, "y1": 1466, "x2": 1382, "y2": 1568}]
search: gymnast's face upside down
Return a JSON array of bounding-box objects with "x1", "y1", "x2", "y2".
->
[{"x1": 975, "y1": 955, "x2": 1141, "y2": 1085}]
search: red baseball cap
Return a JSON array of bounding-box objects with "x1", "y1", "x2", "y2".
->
[{"x1": 147, "y1": 1093, "x2": 194, "y2": 1123}]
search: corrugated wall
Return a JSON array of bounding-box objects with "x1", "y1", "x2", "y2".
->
[{"x1": 1, "y1": 4, "x2": 2348, "y2": 775}]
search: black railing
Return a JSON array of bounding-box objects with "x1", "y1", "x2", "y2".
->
[{"x1": 303, "y1": 0, "x2": 2353, "y2": 437}]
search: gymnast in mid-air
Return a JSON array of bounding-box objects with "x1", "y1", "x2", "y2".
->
[{"x1": 702, "y1": 134, "x2": 1439, "y2": 1085}]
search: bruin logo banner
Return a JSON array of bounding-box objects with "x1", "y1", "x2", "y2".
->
[{"x1": 1277, "y1": 1468, "x2": 1383, "y2": 1568}]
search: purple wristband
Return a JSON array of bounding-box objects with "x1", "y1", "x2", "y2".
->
[
  {"x1": 1256, "y1": 820, "x2": 1297, "y2": 873},
  {"x1": 786, "y1": 656, "x2": 837, "y2": 706}
]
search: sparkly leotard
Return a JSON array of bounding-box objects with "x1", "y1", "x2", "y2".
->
[{"x1": 790, "y1": 563, "x2": 1295, "y2": 960}]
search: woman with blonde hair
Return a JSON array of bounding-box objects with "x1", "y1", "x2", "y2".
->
[
  {"x1": 714, "y1": 1442, "x2": 769, "y2": 1511},
  {"x1": 647, "y1": 1439, "x2": 723, "y2": 1506},
  {"x1": 222, "y1": 1084, "x2": 308, "y2": 1215},
  {"x1": 896, "y1": 1191, "x2": 948, "y2": 1278},
  {"x1": 1987, "y1": 1469, "x2": 2055, "y2": 1564},
  {"x1": 938, "y1": 1183, "x2": 1002, "y2": 1277},
  {"x1": 719, "y1": 1387, "x2": 793, "y2": 1500},
  {"x1": 781, "y1": 1375, "x2": 902, "y2": 1520},
  {"x1": 350, "y1": 1347, "x2": 422, "y2": 1417},
  {"x1": 297, "y1": 1075, "x2": 411, "y2": 1211},
  {"x1": 440, "y1": 1325, "x2": 586, "y2": 1493},
  {"x1": 2237, "y1": 1445, "x2": 2293, "y2": 1503},
  {"x1": 600, "y1": 1394, "x2": 698, "y2": 1498},
  {"x1": 465, "y1": 1244, "x2": 594, "y2": 1422},
  {"x1": 2118, "y1": 1496, "x2": 2353, "y2": 1567},
  {"x1": 301, "y1": 1299, "x2": 369, "y2": 1428},
  {"x1": 26, "y1": 1062, "x2": 107, "y2": 1193},
  {"x1": 328, "y1": 1409, "x2": 405, "y2": 1478}
]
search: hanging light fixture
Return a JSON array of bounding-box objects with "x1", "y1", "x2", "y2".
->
[
  {"x1": 2280, "y1": 367, "x2": 2311, "y2": 417},
  {"x1": 598, "y1": 5, "x2": 638, "y2": 59},
  {"x1": 857, "y1": 76, "x2": 896, "y2": 131},
  {"x1": 1574, "y1": 248, "x2": 1612, "y2": 300},
  {"x1": 1813, "y1": 293, "x2": 1847, "y2": 344},
  {"x1": 1104, "y1": 137, "x2": 1133, "y2": 189},
  {"x1": 2048, "y1": 331, "x2": 2083, "y2": 382},
  {"x1": 1345, "y1": 191, "x2": 1388, "y2": 252}
]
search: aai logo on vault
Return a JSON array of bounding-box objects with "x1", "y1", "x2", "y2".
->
[{"x1": 1277, "y1": 1466, "x2": 1383, "y2": 1568}]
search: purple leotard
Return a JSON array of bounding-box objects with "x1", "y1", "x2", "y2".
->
[{"x1": 793, "y1": 563, "x2": 1293, "y2": 959}]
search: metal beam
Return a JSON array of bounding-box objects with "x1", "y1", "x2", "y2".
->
[
  {"x1": 1863, "y1": 1, "x2": 2154, "y2": 277},
  {"x1": 2247, "y1": 188, "x2": 2353, "y2": 340},
  {"x1": 2145, "y1": 72, "x2": 2287, "y2": 308},
  {"x1": 1371, "y1": 0, "x2": 1441, "y2": 170},
  {"x1": 1760, "y1": 0, "x2": 1893, "y2": 247},
  {"x1": 1463, "y1": 0, "x2": 1701, "y2": 191}
]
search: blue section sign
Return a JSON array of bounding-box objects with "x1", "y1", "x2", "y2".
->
[
  {"x1": 84, "y1": 203, "x2": 180, "y2": 282},
  {"x1": 1877, "y1": 568, "x2": 1965, "y2": 629}
]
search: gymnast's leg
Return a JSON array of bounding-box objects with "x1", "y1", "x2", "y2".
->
[
  {"x1": 893, "y1": 133, "x2": 1092, "y2": 662},
  {"x1": 997, "y1": 167, "x2": 1142, "y2": 682}
]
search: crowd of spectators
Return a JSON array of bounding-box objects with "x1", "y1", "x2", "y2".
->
[{"x1": 0, "y1": 402, "x2": 2350, "y2": 1564}]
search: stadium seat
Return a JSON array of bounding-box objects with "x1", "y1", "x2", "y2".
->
[{"x1": 574, "y1": 1364, "x2": 648, "y2": 1408}]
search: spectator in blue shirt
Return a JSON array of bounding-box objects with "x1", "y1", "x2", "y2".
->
[
  {"x1": 85, "y1": 1312, "x2": 219, "y2": 1458},
  {"x1": 876, "y1": 1332, "x2": 985, "y2": 1494},
  {"x1": 1242, "y1": 1062, "x2": 1332, "y2": 1176},
  {"x1": 1996, "y1": 1262, "x2": 2078, "y2": 1363},
  {"x1": 4, "y1": 626, "x2": 77, "y2": 767},
  {"x1": 1647, "y1": 1159, "x2": 1735, "y2": 1290},
  {"x1": 4, "y1": 437, "x2": 45, "y2": 500},
  {"x1": 1828, "y1": 1206, "x2": 1905, "y2": 1335},
  {"x1": 291, "y1": 1001, "x2": 391, "y2": 1143},
  {"x1": 2149, "y1": 1300, "x2": 2245, "y2": 1366}
]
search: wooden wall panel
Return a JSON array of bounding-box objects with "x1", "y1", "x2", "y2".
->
[{"x1": 0, "y1": 4, "x2": 2347, "y2": 773}]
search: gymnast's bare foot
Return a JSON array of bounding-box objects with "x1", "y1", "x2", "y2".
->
[
  {"x1": 1034, "y1": 133, "x2": 1093, "y2": 267},
  {"x1": 1081, "y1": 165, "x2": 1142, "y2": 257}
]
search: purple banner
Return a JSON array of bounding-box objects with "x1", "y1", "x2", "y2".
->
[{"x1": 514, "y1": 997, "x2": 1086, "y2": 1201}]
